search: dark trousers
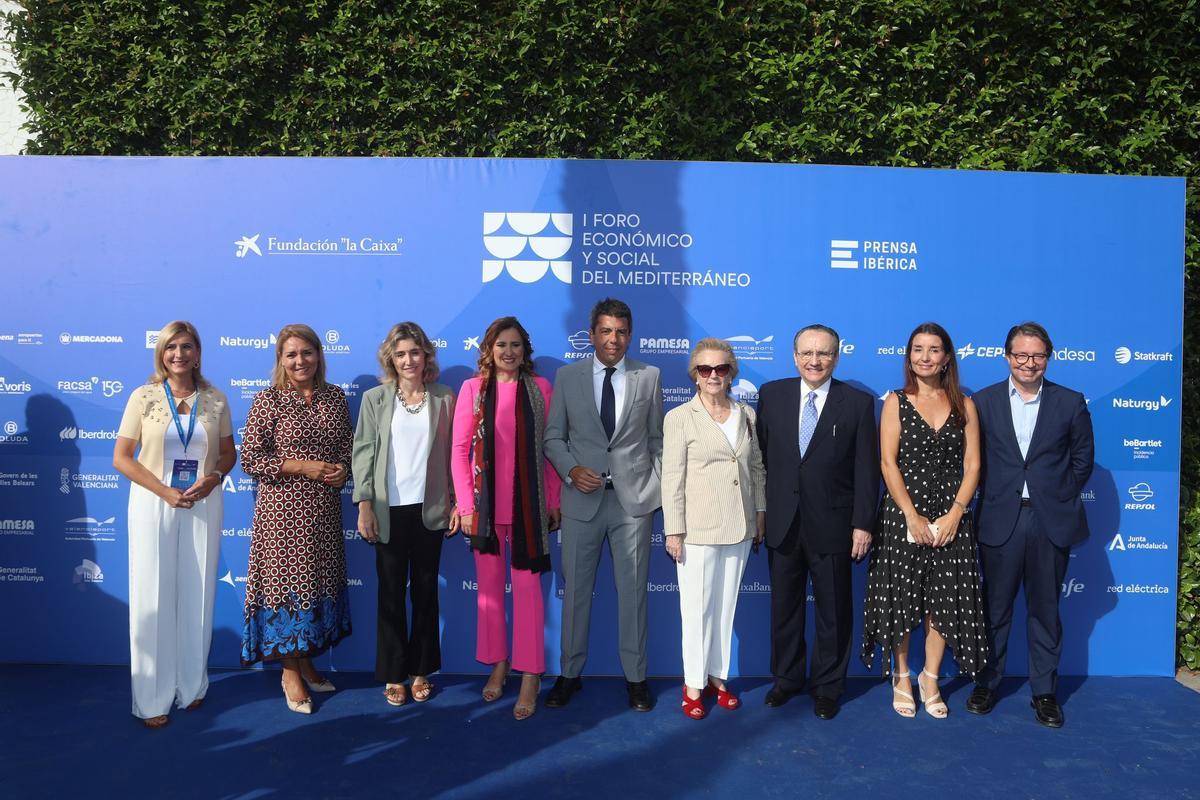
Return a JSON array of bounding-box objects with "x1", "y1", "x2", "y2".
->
[
  {"x1": 768, "y1": 517, "x2": 853, "y2": 699},
  {"x1": 976, "y1": 505, "x2": 1070, "y2": 696},
  {"x1": 375, "y1": 504, "x2": 444, "y2": 683}
]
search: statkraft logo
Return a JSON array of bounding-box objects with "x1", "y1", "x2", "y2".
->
[
  {"x1": 1124, "y1": 482, "x2": 1156, "y2": 510},
  {"x1": 0, "y1": 377, "x2": 32, "y2": 395},
  {"x1": 482, "y1": 212, "x2": 573, "y2": 284},
  {"x1": 1111, "y1": 395, "x2": 1172, "y2": 412},
  {"x1": 220, "y1": 333, "x2": 276, "y2": 350},
  {"x1": 59, "y1": 333, "x2": 124, "y2": 345},
  {"x1": 1114, "y1": 345, "x2": 1174, "y2": 364},
  {"x1": 829, "y1": 239, "x2": 918, "y2": 271}
]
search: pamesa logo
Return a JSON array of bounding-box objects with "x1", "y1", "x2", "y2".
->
[{"x1": 483, "y1": 212, "x2": 572, "y2": 284}]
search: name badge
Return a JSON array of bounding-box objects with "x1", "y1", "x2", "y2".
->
[{"x1": 170, "y1": 459, "x2": 199, "y2": 490}]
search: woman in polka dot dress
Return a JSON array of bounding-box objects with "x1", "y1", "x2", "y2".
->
[
  {"x1": 240, "y1": 324, "x2": 354, "y2": 714},
  {"x1": 861, "y1": 322, "x2": 987, "y2": 719}
]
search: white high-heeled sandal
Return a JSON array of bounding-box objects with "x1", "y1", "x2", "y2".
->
[
  {"x1": 282, "y1": 679, "x2": 313, "y2": 715},
  {"x1": 918, "y1": 669, "x2": 948, "y2": 719},
  {"x1": 891, "y1": 671, "x2": 916, "y2": 717}
]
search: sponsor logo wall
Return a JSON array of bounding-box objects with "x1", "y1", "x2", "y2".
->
[{"x1": 0, "y1": 157, "x2": 1184, "y2": 677}]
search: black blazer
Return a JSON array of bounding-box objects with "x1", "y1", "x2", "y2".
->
[
  {"x1": 973, "y1": 379, "x2": 1094, "y2": 549},
  {"x1": 756, "y1": 377, "x2": 880, "y2": 553}
]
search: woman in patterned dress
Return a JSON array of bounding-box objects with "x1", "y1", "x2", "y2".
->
[
  {"x1": 861, "y1": 322, "x2": 987, "y2": 719},
  {"x1": 241, "y1": 324, "x2": 353, "y2": 714}
]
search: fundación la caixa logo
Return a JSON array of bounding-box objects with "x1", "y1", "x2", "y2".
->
[{"x1": 483, "y1": 212, "x2": 572, "y2": 284}]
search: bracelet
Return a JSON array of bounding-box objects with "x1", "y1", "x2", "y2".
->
[{"x1": 953, "y1": 499, "x2": 968, "y2": 512}]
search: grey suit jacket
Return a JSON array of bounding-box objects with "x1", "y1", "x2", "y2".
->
[
  {"x1": 351, "y1": 382, "x2": 455, "y2": 542},
  {"x1": 544, "y1": 356, "x2": 664, "y2": 521},
  {"x1": 661, "y1": 395, "x2": 766, "y2": 545}
]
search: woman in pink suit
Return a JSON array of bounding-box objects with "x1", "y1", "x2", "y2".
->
[{"x1": 452, "y1": 316, "x2": 561, "y2": 720}]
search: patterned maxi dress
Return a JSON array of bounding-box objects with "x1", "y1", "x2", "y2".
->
[
  {"x1": 241, "y1": 384, "x2": 353, "y2": 664},
  {"x1": 860, "y1": 391, "x2": 987, "y2": 677}
]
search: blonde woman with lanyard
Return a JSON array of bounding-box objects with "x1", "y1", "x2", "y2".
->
[{"x1": 114, "y1": 320, "x2": 235, "y2": 728}]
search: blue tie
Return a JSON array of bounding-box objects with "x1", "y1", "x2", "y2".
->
[{"x1": 799, "y1": 390, "x2": 817, "y2": 457}]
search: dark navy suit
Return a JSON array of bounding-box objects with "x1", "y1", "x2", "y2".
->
[
  {"x1": 757, "y1": 378, "x2": 879, "y2": 699},
  {"x1": 973, "y1": 379, "x2": 1093, "y2": 695}
]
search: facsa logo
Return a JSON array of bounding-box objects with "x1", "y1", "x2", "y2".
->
[
  {"x1": 0, "y1": 377, "x2": 32, "y2": 395},
  {"x1": 56, "y1": 377, "x2": 124, "y2": 397},
  {"x1": 235, "y1": 234, "x2": 263, "y2": 257},
  {"x1": 1111, "y1": 396, "x2": 1172, "y2": 412},
  {"x1": 1125, "y1": 482, "x2": 1156, "y2": 510},
  {"x1": 73, "y1": 559, "x2": 104, "y2": 585},
  {"x1": 956, "y1": 343, "x2": 1005, "y2": 359},
  {"x1": 482, "y1": 212, "x2": 572, "y2": 284}
]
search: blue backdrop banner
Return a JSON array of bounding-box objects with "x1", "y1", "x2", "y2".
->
[{"x1": 0, "y1": 157, "x2": 1185, "y2": 677}]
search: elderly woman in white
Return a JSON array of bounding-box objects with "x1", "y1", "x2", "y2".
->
[{"x1": 662, "y1": 337, "x2": 765, "y2": 720}]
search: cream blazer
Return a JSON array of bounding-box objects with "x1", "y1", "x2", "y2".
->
[
  {"x1": 661, "y1": 395, "x2": 766, "y2": 545},
  {"x1": 117, "y1": 382, "x2": 233, "y2": 478}
]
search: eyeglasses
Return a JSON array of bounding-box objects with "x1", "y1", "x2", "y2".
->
[
  {"x1": 1009, "y1": 352, "x2": 1049, "y2": 365},
  {"x1": 696, "y1": 364, "x2": 732, "y2": 378},
  {"x1": 796, "y1": 350, "x2": 836, "y2": 362}
]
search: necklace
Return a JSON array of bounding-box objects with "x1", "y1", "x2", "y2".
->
[
  {"x1": 703, "y1": 400, "x2": 732, "y2": 423},
  {"x1": 399, "y1": 388, "x2": 427, "y2": 415}
]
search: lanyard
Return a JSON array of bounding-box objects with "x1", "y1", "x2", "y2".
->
[{"x1": 163, "y1": 383, "x2": 199, "y2": 453}]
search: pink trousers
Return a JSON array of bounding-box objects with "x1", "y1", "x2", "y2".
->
[{"x1": 474, "y1": 524, "x2": 546, "y2": 674}]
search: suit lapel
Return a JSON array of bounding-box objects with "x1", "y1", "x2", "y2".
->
[
  {"x1": 802, "y1": 381, "x2": 839, "y2": 463},
  {"x1": 615, "y1": 366, "x2": 639, "y2": 438},
  {"x1": 1025, "y1": 381, "x2": 1057, "y2": 460},
  {"x1": 579, "y1": 360, "x2": 606, "y2": 435},
  {"x1": 379, "y1": 389, "x2": 395, "y2": 452},
  {"x1": 781, "y1": 379, "x2": 802, "y2": 461},
  {"x1": 690, "y1": 395, "x2": 739, "y2": 456}
]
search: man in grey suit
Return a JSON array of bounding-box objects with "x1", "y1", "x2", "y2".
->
[{"x1": 544, "y1": 297, "x2": 664, "y2": 711}]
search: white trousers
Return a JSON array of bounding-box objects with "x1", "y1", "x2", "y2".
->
[
  {"x1": 677, "y1": 538, "x2": 751, "y2": 690},
  {"x1": 128, "y1": 483, "x2": 222, "y2": 718}
]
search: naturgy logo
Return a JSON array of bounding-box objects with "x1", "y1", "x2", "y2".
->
[{"x1": 482, "y1": 212, "x2": 572, "y2": 284}]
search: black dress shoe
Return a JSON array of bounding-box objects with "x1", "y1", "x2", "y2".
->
[
  {"x1": 626, "y1": 680, "x2": 654, "y2": 711},
  {"x1": 764, "y1": 684, "x2": 798, "y2": 708},
  {"x1": 813, "y1": 696, "x2": 840, "y2": 720},
  {"x1": 545, "y1": 676, "x2": 582, "y2": 708},
  {"x1": 966, "y1": 685, "x2": 998, "y2": 715},
  {"x1": 1031, "y1": 694, "x2": 1064, "y2": 728}
]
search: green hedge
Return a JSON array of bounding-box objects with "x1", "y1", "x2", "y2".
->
[{"x1": 5, "y1": 0, "x2": 1199, "y2": 666}]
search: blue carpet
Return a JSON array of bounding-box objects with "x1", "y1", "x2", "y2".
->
[{"x1": 1, "y1": 665, "x2": 1197, "y2": 799}]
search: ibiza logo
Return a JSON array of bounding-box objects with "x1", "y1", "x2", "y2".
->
[
  {"x1": 482, "y1": 212, "x2": 572, "y2": 284},
  {"x1": 731, "y1": 379, "x2": 759, "y2": 405},
  {"x1": 73, "y1": 558, "x2": 104, "y2": 585},
  {"x1": 234, "y1": 234, "x2": 263, "y2": 257}
]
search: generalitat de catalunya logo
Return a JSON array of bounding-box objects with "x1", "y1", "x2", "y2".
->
[{"x1": 483, "y1": 212, "x2": 572, "y2": 284}]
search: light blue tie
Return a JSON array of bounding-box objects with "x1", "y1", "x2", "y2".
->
[{"x1": 799, "y1": 390, "x2": 818, "y2": 457}]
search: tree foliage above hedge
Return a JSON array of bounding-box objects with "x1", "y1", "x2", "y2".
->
[{"x1": 4, "y1": 0, "x2": 1199, "y2": 666}]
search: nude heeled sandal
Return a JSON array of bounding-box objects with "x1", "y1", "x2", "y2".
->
[{"x1": 891, "y1": 671, "x2": 916, "y2": 717}]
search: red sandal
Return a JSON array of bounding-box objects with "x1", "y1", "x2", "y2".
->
[
  {"x1": 703, "y1": 683, "x2": 740, "y2": 710},
  {"x1": 681, "y1": 686, "x2": 706, "y2": 720}
]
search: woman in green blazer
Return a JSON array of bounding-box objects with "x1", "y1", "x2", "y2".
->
[{"x1": 352, "y1": 322, "x2": 458, "y2": 706}]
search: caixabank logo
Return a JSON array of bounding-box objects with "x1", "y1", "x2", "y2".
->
[{"x1": 482, "y1": 212, "x2": 572, "y2": 284}]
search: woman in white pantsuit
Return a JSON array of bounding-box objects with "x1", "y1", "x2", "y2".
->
[
  {"x1": 114, "y1": 321, "x2": 236, "y2": 728},
  {"x1": 662, "y1": 338, "x2": 765, "y2": 720}
]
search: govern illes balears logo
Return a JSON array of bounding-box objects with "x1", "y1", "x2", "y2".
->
[{"x1": 483, "y1": 212, "x2": 573, "y2": 284}]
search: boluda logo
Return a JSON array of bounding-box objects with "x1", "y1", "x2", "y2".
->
[
  {"x1": 323, "y1": 329, "x2": 350, "y2": 354},
  {"x1": 1111, "y1": 395, "x2": 1172, "y2": 412},
  {"x1": 483, "y1": 212, "x2": 573, "y2": 284}
]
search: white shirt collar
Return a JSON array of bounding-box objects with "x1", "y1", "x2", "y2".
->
[
  {"x1": 1008, "y1": 376, "x2": 1044, "y2": 401},
  {"x1": 800, "y1": 377, "x2": 832, "y2": 400},
  {"x1": 593, "y1": 355, "x2": 626, "y2": 375}
]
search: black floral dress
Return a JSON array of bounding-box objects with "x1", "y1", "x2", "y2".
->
[{"x1": 861, "y1": 391, "x2": 987, "y2": 677}]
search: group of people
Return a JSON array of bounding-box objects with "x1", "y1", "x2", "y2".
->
[{"x1": 114, "y1": 299, "x2": 1093, "y2": 731}]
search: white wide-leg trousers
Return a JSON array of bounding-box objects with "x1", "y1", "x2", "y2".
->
[
  {"x1": 677, "y1": 539, "x2": 751, "y2": 690},
  {"x1": 127, "y1": 484, "x2": 221, "y2": 719}
]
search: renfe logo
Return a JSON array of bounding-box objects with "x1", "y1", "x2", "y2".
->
[{"x1": 482, "y1": 212, "x2": 572, "y2": 284}]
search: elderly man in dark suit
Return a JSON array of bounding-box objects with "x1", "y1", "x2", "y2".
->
[
  {"x1": 967, "y1": 322, "x2": 1093, "y2": 728},
  {"x1": 756, "y1": 324, "x2": 879, "y2": 720}
]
